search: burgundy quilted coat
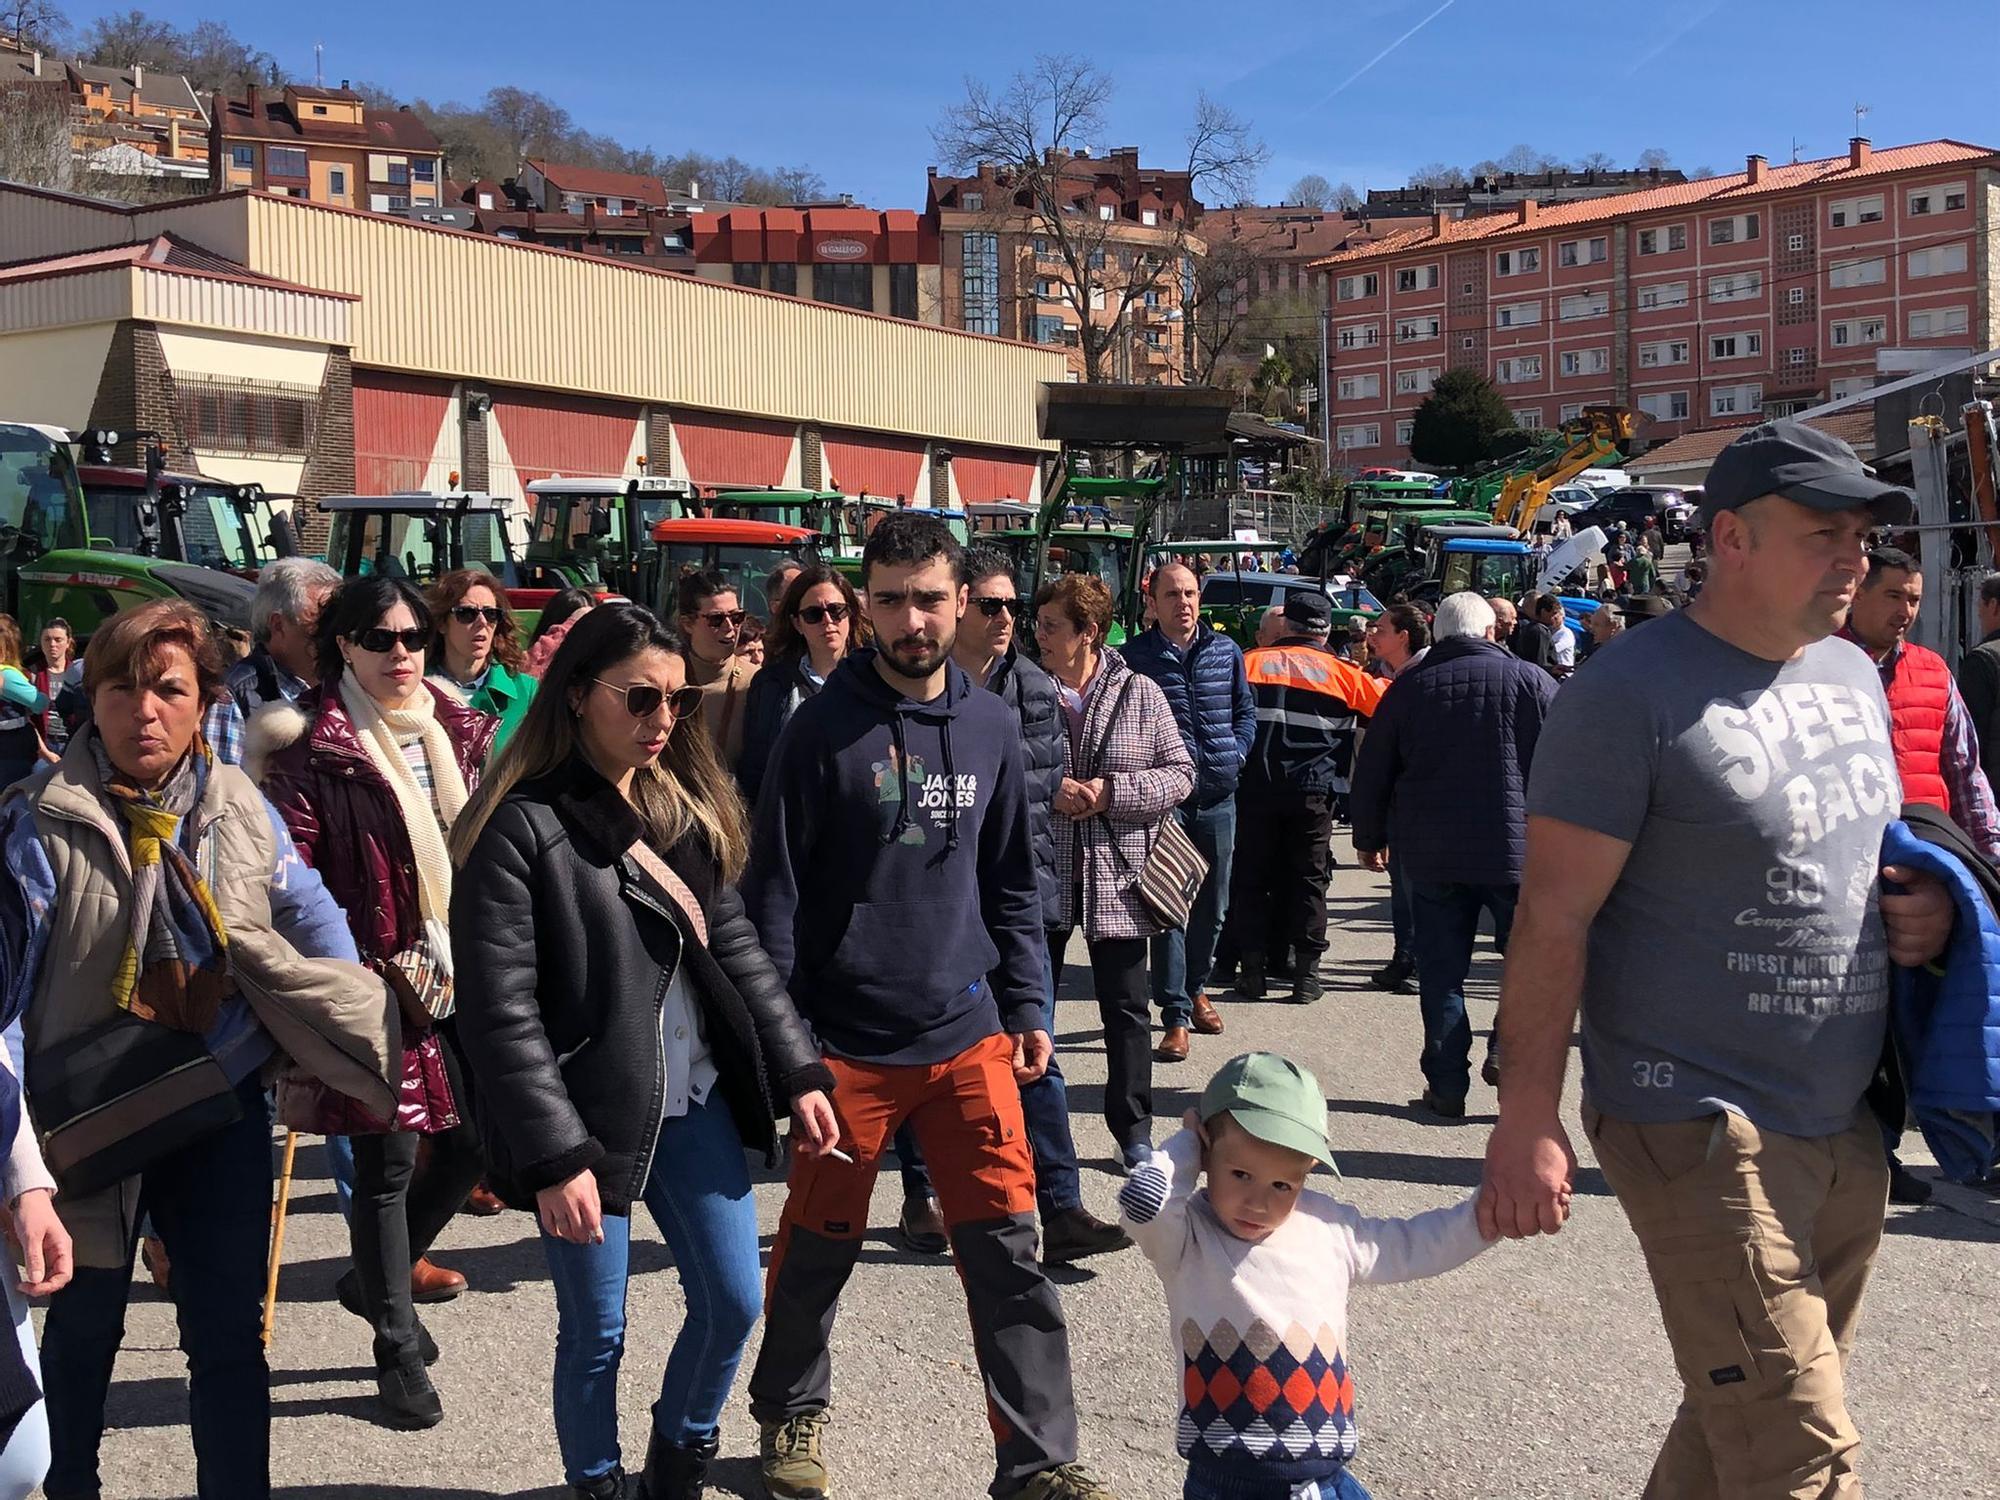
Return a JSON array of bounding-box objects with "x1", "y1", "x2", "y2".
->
[{"x1": 249, "y1": 681, "x2": 497, "y2": 1135}]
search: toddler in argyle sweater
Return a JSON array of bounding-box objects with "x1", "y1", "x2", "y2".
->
[{"x1": 1118, "y1": 1054, "x2": 1496, "y2": 1500}]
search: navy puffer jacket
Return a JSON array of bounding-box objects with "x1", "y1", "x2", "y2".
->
[
  {"x1": 1121, "y1": 625, "x2": 1255, "y2": 807},
  {"x1": 1348, "y1": 635, "x2": 1556, "y2": 887},
  {"x1": 989, "y1": 647, "x2": 1063, "y2": 927}
]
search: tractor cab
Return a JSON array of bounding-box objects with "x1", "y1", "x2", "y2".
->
[
  {"x1": 524, "y1": 474, "x2": 695, "y2": 597},
  {"x1": 76, "y1": 450, "x2": 298, "y2": 577},
  {"x1": 646, "y1": 516, "x2": 820, "y2": 622}
]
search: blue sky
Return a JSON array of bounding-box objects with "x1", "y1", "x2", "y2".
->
[{"x1": 69, "y1": 0, "x2": 1992, "y2": 207}]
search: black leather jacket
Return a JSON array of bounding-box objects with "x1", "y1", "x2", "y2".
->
[{"x1": 451, "y1": 756, "x2": 833, "y2": 1214}]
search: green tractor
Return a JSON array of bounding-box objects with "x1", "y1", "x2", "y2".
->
[
  {"x1": 523, "y1": 474, "x2": 697, "y2": 598},
  {"x1": 320, "y1": 491, "x2": 567, "y2": 634},
  {"x1": 0, "y1": 422, "x2": 257, "y2": 638}
]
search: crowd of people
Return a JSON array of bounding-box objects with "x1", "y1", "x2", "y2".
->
[{"x1": 0, "y1": 417, "x2": 1990, "y2": 1500}]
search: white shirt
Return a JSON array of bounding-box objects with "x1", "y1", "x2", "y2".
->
[
  {"x1": 1549, "y1": 624, "x2": 1576, "y2": 669},
  {"x1": 660, "y1": 968, "x2": 717, "y2": 1119}
]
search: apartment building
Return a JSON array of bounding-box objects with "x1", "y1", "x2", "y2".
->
[
  {"x1": 210, "y1": 83, "x2": 444, "y2": 212},
  {"x1": 1310, "y1": 138, "x2": 2000, "y2": 468},
  {"x1": 928, "y1": 147, "x2": 1203, "y2": 382},
  {"x1": 1, "y1": 38, "x2": 208, "y2": 180}
]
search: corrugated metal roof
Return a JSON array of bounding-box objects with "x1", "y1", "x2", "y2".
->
[
  {"x1": 1626, "y1": 410, "x2": 1879, "y2": 475},
  {"x1": 1313, "y1": 140, "x2": 2000, "y2": 268}
]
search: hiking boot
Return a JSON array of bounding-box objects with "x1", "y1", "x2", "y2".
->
[
  {"x1": 1008, "y1": 1462, "x2": 1122, "y2": 1499},
  {"x1": 336, "y1": 1270, "x2": 440, "y2": 1366},
  {"x1": 639, "y1": 1428, "x2": 718, "y2": 1500},
  {"x1": 1041, "y1": 1207, "x2": 1132, "y2": 1265},
  {"x1": 758, "y1": 1411, "x2": 830, "y2": 1499},
  {"x1": 374, "y1": 1355, "x2": 444, "y2": 1430},
  {"x1": 1287, "y1": 973, "x2": 1325, "y2": 1006},
  {"x1": 1153, "y1": 1026, "x2": 1190, "y2": 1063},
  {"x1": 1369, "y1": 955, "x2": 1415, "y2": 994},
  {"x1": 897, "y1": 1192, "x2": 948, "y2": 1256},
  {"x1": 1190, "y1": 993, "x2": 1225, "y2": 1035}
]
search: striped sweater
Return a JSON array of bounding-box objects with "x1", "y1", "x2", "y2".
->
[{"x1": 1119, "y1": 1129, "x2": 1489, "y2": 1482}]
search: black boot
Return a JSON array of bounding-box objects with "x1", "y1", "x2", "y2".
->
[
  {"x1": 572, "y1": 1466, "x2": 627, "y2": 1500},
  {"x1": 640, "y1": 1429, "x2": 720, "y2": 1500}
]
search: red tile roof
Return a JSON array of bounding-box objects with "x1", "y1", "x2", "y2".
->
[
  {"x1": 1312, "y1": 140, "x2": 2000, "y2": 268},
  {"x1": 214, "y1": 94, "x2": 441, "y2": 155},
  {"x1": 523, "y1": 158, "x2": 668, "y2": 205}
]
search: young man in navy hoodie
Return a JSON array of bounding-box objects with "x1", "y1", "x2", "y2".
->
[{"x1": 744, "y1": 514, "x2": 1120, "y2": 1500}]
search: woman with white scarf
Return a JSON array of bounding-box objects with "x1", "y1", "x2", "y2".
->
[{"x1": 249, "y1": 577, "x2": 499, "y2": 1431}]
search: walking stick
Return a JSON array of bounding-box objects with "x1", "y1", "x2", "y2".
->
[{"x1": 262, "y1": 1130, "x2": 299, "y2": 1349}]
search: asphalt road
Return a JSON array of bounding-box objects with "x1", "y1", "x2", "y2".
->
[{"x1": 70, "y1": 861, "x2": 2000, "y2": 1500}]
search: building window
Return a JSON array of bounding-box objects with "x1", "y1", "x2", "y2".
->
[
  {"x1": 1828, "y1": 194, "x2": 1884, "y2": 228},
  {"x1": 1946, "y1": 188, "x2": 1968, "y2": 211},
  {"x1": 1143, "y1": 328, "x2": 1166, "y2": 349},
  {"x1": 1636, "y1": 280, "x2": 1689, "y2": 310},
  {"x1": 1035, "y1": 277, "x2": 1059, "y2": 299},
  {"x1": 1785, "y1": 347, "x2": 1811, "y2": 367},
  {"x1": 1495, "y1": 247, "x2": 1541, "y2": 276},
  {"x1": 1829, "y1": 255, "x2": 1886, "y2": 288},
  {"x1": 1510, "y1": 408, "x2": 1543, "y2": 428},
  {"x1": 1336, "y1": 424, "x2": 1381, "y2": 450},
  {"x1": 1787, "y1": 286, "x2": 1806, "y2": 306},
  {"x1": 1335, "y1": 273, "x2": 1379, "y2": 301},
  {"x1": 1395, "y1": 263, "x2": 1439, "y2": 292},
  {"x1": 229, "y1": 144, "x2": 255, "y2": 171},
  {"x1": 767, "y1": 262, "x2": 798, "y2": 296},
  {"x1": 1708, "y1": 212, "x2": 1760, "y2": 245},
  {"x1": 1636, "y1": 224, "x2": 1686, "y2": 255},
  {"x1": 1394, "y1": 367, "x2": 1438, "y2": 395},
  {"x1": 328, "y1": 168, "x2": 346, "y2": 197},
  {"x1": 1638, "y1": 339, "x2": 1690, "y2": 367},
  {"x1": 733, "y1": 263, "x2": 763, "y2": 288},
  {"x1": 386, "y1": 162, "x2": 409, "y2": 187},
  {"x1": 1395, "y1": 419, "x2": 1415, "y2": 446},
  {"x1": 814, "y1": 261, "x2": 873, "y2": 311},
  {"x1": 266, "y1": 146, "x2": 308, "y2": 177},
  {"x1": 1710, "y1": 383, "x2": 1762, "y2": 416},
  {"x1": 1495, "y1": 301, "x2": 1541, "y2": 328},
  {"x1": 1143, "y1": 288, "x2": 1161, "y2": 309},
  {"x1": 1087, "y1": 248, "x2": 1106, "y2": 270},
  {"x1": 960, "y1": 231, "x2": 1000, "y2": 335},
  {"x1": 1337, "y1": 323, "x2": 1380, "y2": 349},
  {"x1": 1559, "y1": 402, "x2": 1586, "y2": 423},
  {"x1": 1560, "y1": 348, "x2": 1610, "y2": 376},
  {"x1": 1141, "y1": 208, "x2": 1158, "y2": 226},
  {"x1": 1786, "y1": 232, "x2": 1807, "y2": 252},
  {"x1": 1033, "y1": 315, "x2": 1069, "y2": 344},
  {"x1": 1557, "y1": 236, "x2": 1607, "y2": 267},
  {"x1": 1908, "y1": 244, "x2": 1968, "y2": 278},
  {"x1": 1495, "y1": 354, "x2": 1542, "y2": 383},
  {"x1": 1032, "y1": 236, "x2": 1051, "y2": 258},
  {"x1": 1908, "y1": 306, "x2": 1969, "y2": 338},
  {"x1": 1558, "y1": 291, "x2": 1609, "y2": 321},
  {"x1": 412, "y1": 159, "x2": 435, "y2": 183},
  {"x1": 962, "y1": 192, "x2": 984, "y2": 212},
  {"x1": 170, "y1": 374, "x2": 316, "y2": 456},
  {"x1": 1098, "y1": 204, "x2": 1115, "y2": 221},
  {"x1": 1710, "y1": 332, "x2": 1763, "y2": 359},
  {"x1": 890, "y1": 263, "x2": 918, "y2": 320},
  {"x1": 1335, "y1": 374, "x2": 1381, "y2": 401},
  {"x1": 1461, "y1": 335, "x2": 1477, "y2": 350},
  {"x1": 1830, "y1": 316, "x2": 1885, "y2": 346},
  {"x1": 310, "y1": 103, "x2": 327, "y2": 116},
  {"x1": 1637, "y1": 390, "x2": 1690, "y2": 422},
  {"x1": 1396, "y1": 317, "x2": 1440, "y2": 342},
  {"x1": 1708, "y1": 271, "x2": 1763, "y2": 303}
]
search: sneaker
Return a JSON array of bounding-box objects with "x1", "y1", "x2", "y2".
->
[
  {"x1": 1009, "y1": 1462, "x2": 1121, "y2": 1499},
  {"x1": 374, "y1": 1356, "x2": 443, "y2": 1430},
  {"x1": 1040, "y1": 1207, "x2": 1132, "y2": 1265},
  {"x1": 1369, "y1": 955, "x2": 1415, "y2": 994},
  {"x1": 759, "y1": 1411, "x2": 830, "y2": 1500},
  {"x1": 897, "y1": 1192, "x2": 949, "y2": 1256}
]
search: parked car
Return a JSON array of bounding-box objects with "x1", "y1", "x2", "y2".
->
[
  {"x1": 1578, "y1": 485, "x2": 1697, "y2": 541},
  {"x1": 1198, "y1": 570, "x2": 1382, "y2": 647}
]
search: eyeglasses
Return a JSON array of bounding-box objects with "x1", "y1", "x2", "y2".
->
[
  {"x1": 972, "y1": 596, "x2": 1024, "y2": 619},
  {"x1": 692, "y1": 610, "x2": 746, "y2": 629},
  {"x1": 796, "y1": 602, "x2": 850, "y2": 625},
  {"x1": 594, "y1": 680, "x2": 703, "y2": 719},
  {"x1": 450, "y1": 605, "x2": 502, "y2": 626},
  {"x1": 351, "y1": 627, "x2": 427, "y2": 655}
]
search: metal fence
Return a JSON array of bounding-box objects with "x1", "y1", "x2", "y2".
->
[{"x1": 1158, "y1": 488, "x2": 1341, "y2": 547}]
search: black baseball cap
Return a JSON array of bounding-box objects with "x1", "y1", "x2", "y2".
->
[
  {"x1": 1282, "y1": 592, "x2": 1333, "y2": 631},
  {"x1": 1700, "y1": 418, "x2": 1913, "y2": 525}
]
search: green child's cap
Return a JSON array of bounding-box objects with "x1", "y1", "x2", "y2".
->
[{"x1": 1199, "y1": 1052, "x2": 1338, "y2": 1174}]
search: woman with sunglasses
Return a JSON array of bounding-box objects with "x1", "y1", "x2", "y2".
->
[
  {"x1": 451, "y1": 603, "x2": 837, "y2": 1500},
  {"x1": 248, "y1": 577, "x2": 497, "y2": 1431},
  {"x1": 736, "y1": 565, "x2": 859, "y2": 807},
  {"x1": 427, "y1": 570, "x2": 537, "y2": 757}
]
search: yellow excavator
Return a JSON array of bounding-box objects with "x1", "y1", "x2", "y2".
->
[{"x1": 1491, "y1": 405, "x2": 1644, "y2": 534}]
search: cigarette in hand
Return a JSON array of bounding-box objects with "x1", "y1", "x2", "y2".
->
[{"x1": 824, "y1": 1146, "x2": 855, "y2": 1165}]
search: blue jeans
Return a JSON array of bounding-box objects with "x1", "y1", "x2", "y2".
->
[
  {"x1": 538, "y1": 1091, "x2": 762, "y2": 1485},
  {"x1": 1410, "y1": 881, "x2": 1517, "y2": 1103},
  {"x1": 898, "y1": 941, "x2": 1083, "y2": 1215},
  {"x1": 1388, "y1": 850, "x2": 1413, "y2": 962},
  {"x1": 324, "y1": 1131, "x2": 356, "y2": 1220},
  {"x1": 1151, "y1": 799, "x2": 1238, "y2": 1029},
  {"x1": 0, "y1": 1275, "x2": 47, "y2": 1500},
  {"x1": 41, "y1": 1076, "x2": 274, "y2": 1500},
  {"x1": 1184, "y1": 1458, "x2": 1373, "y2": 1500}
]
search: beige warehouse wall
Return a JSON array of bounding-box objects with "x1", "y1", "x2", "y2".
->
[
  {"x1": 155, "y1": 327, "x2": 331, "y2": 388},
  {"x1": 0, "y1": 325, "x2": 116, "y2": 430}
]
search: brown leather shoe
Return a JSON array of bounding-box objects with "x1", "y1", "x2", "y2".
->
[
  {"x1": 461, "y1": 1182, "x2": 507, "y2": 1217},
  {"x1": 141, "y1": 1234, "x2": 171, "y2": 1294},
  {"x1": 1191, "y1": 993, "x2": 1225, "y2": 1036},
  {"x1": 898, "y1": 1192, "x2": 949, "y2": 1256},
  {"x1": 409, "y1": 1256, "x2": 467, "y2": 1304},
  {"x1": 1154, "y1": 1025, "x2": 1191, "y2": 1063}
]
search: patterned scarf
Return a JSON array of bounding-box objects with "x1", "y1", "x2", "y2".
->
[{"x1": 92, "y1": 730, "x2": 231, "y2": 1034}]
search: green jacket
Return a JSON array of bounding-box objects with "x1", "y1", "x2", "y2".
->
[{"x1": 433, "y1": 661, "x2": 535, "y2": 760}]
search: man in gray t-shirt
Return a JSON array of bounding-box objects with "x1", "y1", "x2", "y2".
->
[{"x1": 1478, "y1": 418, "x2": 1956, "y2": 1497}]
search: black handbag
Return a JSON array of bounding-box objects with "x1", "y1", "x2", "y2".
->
[
  {"x1": 25, "y1": 1013, "x2": 241, "y2": 1200},
  {"x1": 1089, "y1": 677, "x2": 1210, "y2": 931}
]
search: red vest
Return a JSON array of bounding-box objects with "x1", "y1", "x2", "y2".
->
[{"x1": 1884, "y1": 642, "x2": 1952, "y2": 813}]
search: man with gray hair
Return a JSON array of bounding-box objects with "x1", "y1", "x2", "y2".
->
[
  {"x1": 1956, "y1": 570, "x2": 2000, "y2": 794},
  {"x1": 1350, "y1": 589, "x2": 1556, "y2": 1117},
  {"x1": 229, "y1": 555, "x2": 342, "y2": 716}
]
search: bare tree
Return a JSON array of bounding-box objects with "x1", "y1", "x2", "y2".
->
[
  {"x1": 933, "y1": 54, "x2": 1267, "y2": 383},
  {"x1": 0, "y1": 80, "x2": 75, "y2": 192},
  {"x1": 1576, "y1": 150, "x2": 1618, "y2": 172},
  {"x1": 1, "y1": 0, "x2": 65, "y2": 49},
  {"x1": 483, "y1": 86, "x2": 573, "y2": 167},
  {"x1": 1636, "y1": 146, "x2": 1673, "y2": 171},
  {"x1": 1183, "y1": 234, "x2": 1260, "y2": 386},
  {"x1": 1288, "y1": 172, "x2": 1332, "y2": 209},
  {"x1": 769, "y1": 165, "x2": 829, "y2": 204},
  {"x1": 1407, "y1": 161, "x2": 1465, "y2": 189}
]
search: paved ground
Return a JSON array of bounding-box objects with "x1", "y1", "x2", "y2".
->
[{"x1": 73, "y1": 861, "x2": 2000, "y2": 1500}]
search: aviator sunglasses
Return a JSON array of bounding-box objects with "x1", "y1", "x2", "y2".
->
[{"x1": 593, "y1": 680, "x2": 704, "y2": 719}]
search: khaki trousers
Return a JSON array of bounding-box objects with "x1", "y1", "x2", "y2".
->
[{"x1": 1586, "y1": 1105, "x2": 1889, "y2": 1499}]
